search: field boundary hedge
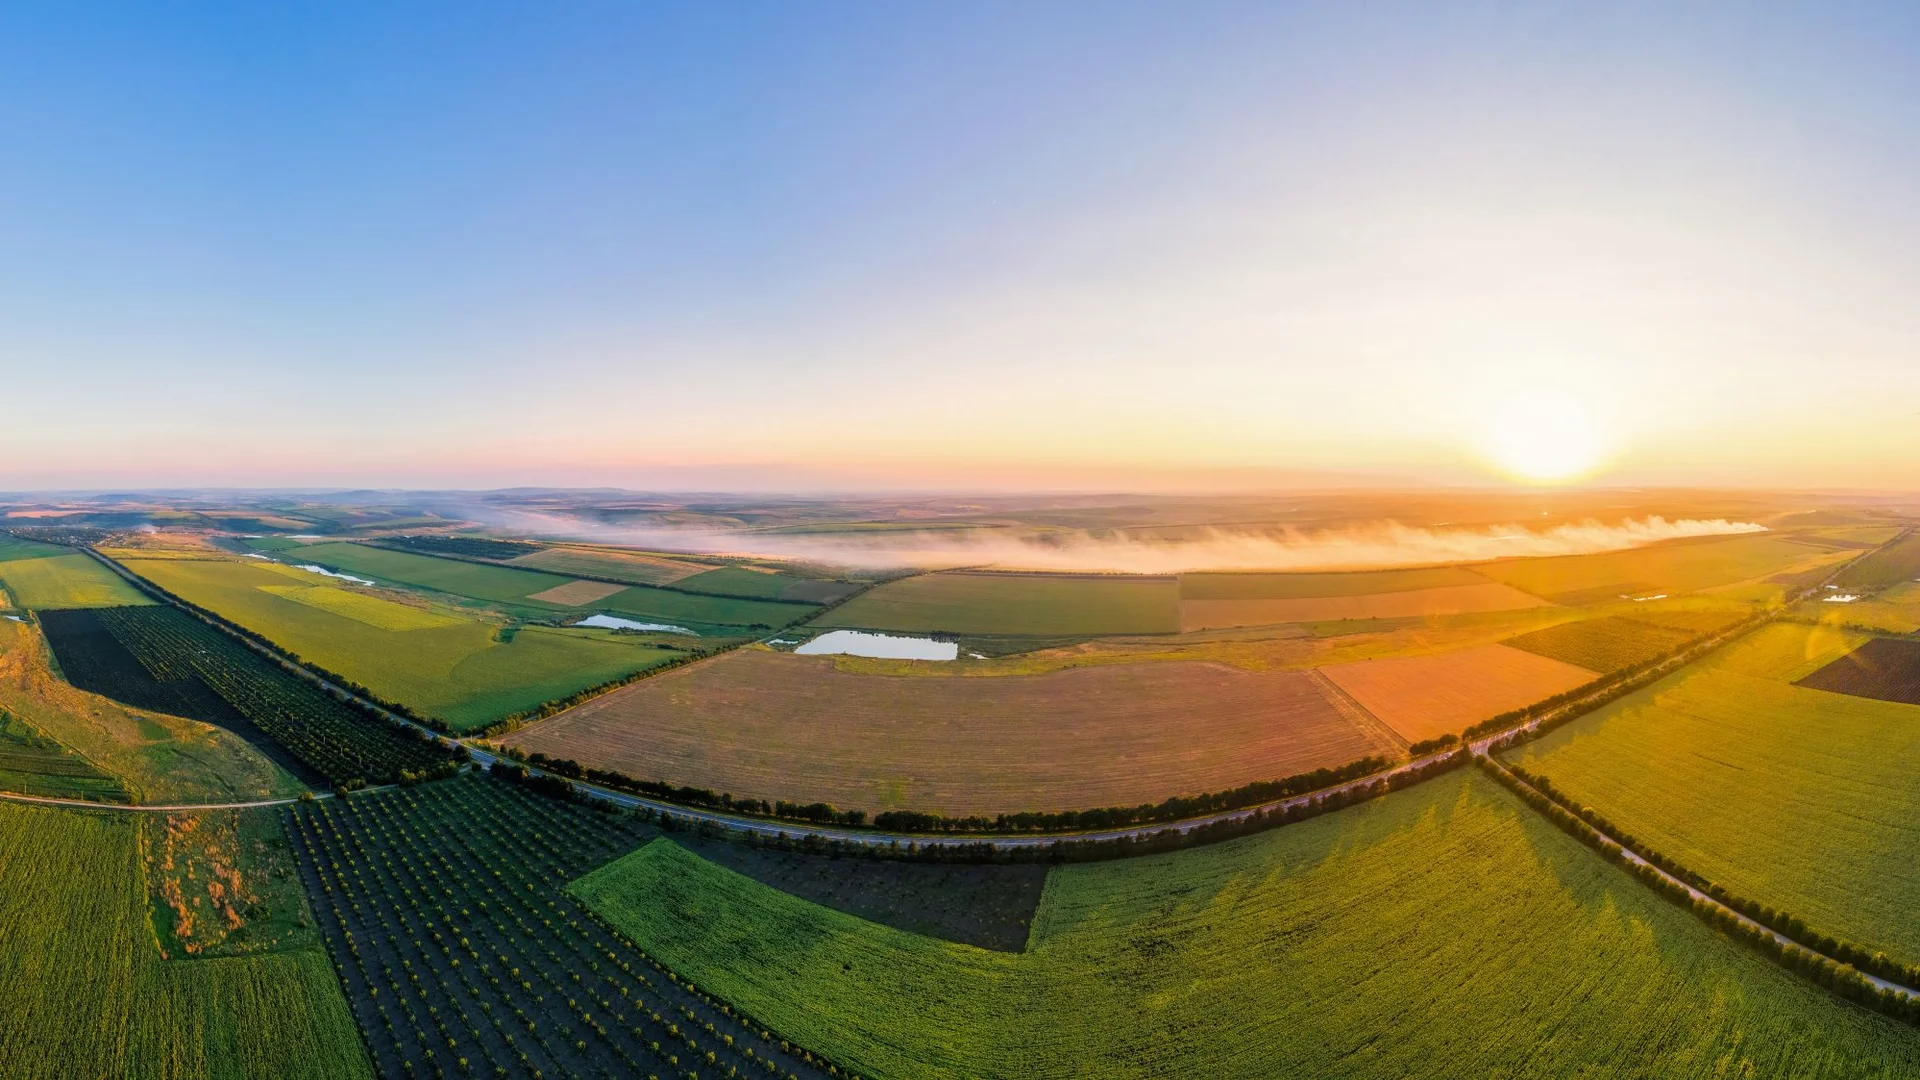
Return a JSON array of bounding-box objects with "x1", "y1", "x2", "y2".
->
[{"x1": 1476, "y1": 754, "x2": 1920, "y2": 1026}]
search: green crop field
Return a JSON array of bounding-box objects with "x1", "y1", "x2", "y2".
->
[
  {"x1": 0, "y1": 535, "x2": 69, "y2": 562},
  {"x1": 676, "y1": 564, "x2": 812, "y2": 598},
  {"x1": 289, "y1": 541, "x2": 577, "y2": 602},
  {"x1": 1505, "y1": 623, "x2": 1920, "y2": 967},
  {"x1": 1178, "y1": 565, "x2": 1485, "y2": 599},
  {"x1": 0, "y1": 800, "x2": 367, "y2": 1079},
  {"x1": 119, "y1": 556, "x2": 695, "y2": 729},
  {"x1": 1501, "y1": 614, "x2": 1696, "y2": 673},
  {"x1": 292, "y1": 541, "x2": 815, "y2": 627},
  {"x1": 240, "y1": 537, "x2": 305, "y2": 553},
  {"x1": 822, "y1": 571, "x2": 1181, "y2": 636},
  {"x1": 0, "y1": 553, "x2": 152, "y2": 609},
  {"x1": 507, "y1": 545, "x2": 711, "y2": 585},
  {"x1": 1797, "y1": 581, "x2": 1920, "y2": 635},
  {"x1": 575, "y1": 768, "x2": 1920, "y2": 1079},
  {"x1": 1473, "y1": 533, "x2": 1833, "y2": 603},
  {"x1": 0, "y1": 707, "x2": 129, "y2": 801},
  {"x1": 1834, "y1": 533, "x2": 1920, "y2": 591}
]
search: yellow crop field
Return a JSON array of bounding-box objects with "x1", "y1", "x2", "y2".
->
[
  {"x1": 1320, "y1": 643, "x2": 1597, "y2": 742},
  {"x1": 255, "y1": 584, "x2": 465, "y2": 631},
  {"x1": 524, "y1": 579, "x2": 629, "y2": 606},
  {"x1": 1179, "y1": 581, "x2": 1547, "y2": 630}
]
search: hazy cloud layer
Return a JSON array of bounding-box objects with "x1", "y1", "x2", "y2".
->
[{"x1": 489, "y1": 511, "x2": 1766, "y2": 574}]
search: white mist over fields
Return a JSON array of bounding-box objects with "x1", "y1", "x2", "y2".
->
[{"x1": 488, "y1": 512, "x2": 1766, "y2": 575}]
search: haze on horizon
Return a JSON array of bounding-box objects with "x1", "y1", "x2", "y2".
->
[{"x1": 4, "y1": 3, "x2": 1919, "y2": 493}]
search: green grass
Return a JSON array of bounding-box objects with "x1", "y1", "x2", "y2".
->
[
  {"x1": 574, "y1": 769, "x2": 1920, "y2": 1080},
  {"x1": 1505, "y1": 623, "x2": 1920, "y2": 967},
  {"x1": 288, "y1": 541, "x2": 575, "y2": 602},
  {"x1": 120, "y1": 557, "x2": 693, "y2": 730},
  {"x1": 0, "y1": 707, "x2": 129, "y2": 801},
  {"x1": 1178, "y1": 565, "x2": 1484, "y2": 599},
  {"x1": 1835, "y1": 534, "x2": 1920, "y2": 591},
  {"x1": 1502, "y1": 614, "x2": 1695, "y2": 673},
  {"x1": 0, "y1": 800, "x2": 369, "y2": 1079},
  {"x1": 822, "y1": 571, "x2": 1181, "y2": 636},
  {"x1": 294, "y1": 541, "x2": 814, "y2": 628},
  {"x1": 596, "y1": 582, "x2": 813, "y2": 628},
  {"x1": 507, "y1": 546, "x2": 710, "y2": 585},
  {"x1": 1473, "y1": 533, "x2": 1829, "y2": 603},
  {"x1": 1796, "y1": 581, "x2": 1920, "y2": 635},
  {"x1": 0, "y1": 535, "x2": 69, "y2": 563},
  {"x1": 0, "y1": 554, "x2": 153, "y2": 609},
  {"x1": 675, "y1": 565, "x2": 811, "y2": 598},
  {"x1": 241, "y1": 537, "x2": 304, "y2": 553}
]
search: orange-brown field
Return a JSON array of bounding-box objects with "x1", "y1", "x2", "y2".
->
[
  {"x1": 1178, "y1": 581, "x2": 1548, "y2": 630},
  {"x1": 1318, "y1": 643, "x2": 1599, "y2": 743},
  {"x1": 525, "y1": 578, "x2": 628, "y2": 606},
  {"x1": 509, "y1": 648, "x2": 1401, "y2": 815}
]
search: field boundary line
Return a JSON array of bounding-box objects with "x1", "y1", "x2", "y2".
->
[
  {"x1": 1477, "y1": 754, "x2": 1920, "y2": 1013},
  {"x1": 1307, "y1": 667, "x2": 1409, "y2": 751}
]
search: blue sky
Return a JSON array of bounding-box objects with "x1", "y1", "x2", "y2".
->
[{"x1": 4, "y1": 3, "x2": 1919, "y2": 490}]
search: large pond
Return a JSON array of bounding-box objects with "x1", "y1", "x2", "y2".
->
[
  {"x1": 794, "y1": 629, "x2": 958, "y2": 661},
  {"x1": 574, "y1": 614, "x2": 697, "y2": 636}
]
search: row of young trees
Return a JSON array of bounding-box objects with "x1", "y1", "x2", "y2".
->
[{"x1": 1477, "y1": 755, "x2": 1920, "y2": 1027}]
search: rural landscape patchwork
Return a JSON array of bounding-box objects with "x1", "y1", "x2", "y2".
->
[{"x1": 9, "y1": 4, "x2": 1920, "y2": 1077}]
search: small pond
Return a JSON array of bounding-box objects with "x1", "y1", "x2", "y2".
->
[
  {"x1": 795, "y1": 630, "x2": 958, "y2": 661},
  {"x1": 574, "y1": 614, "x2": 697, "y2": 635}
]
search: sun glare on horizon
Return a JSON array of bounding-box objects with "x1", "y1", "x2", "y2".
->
[{"x1": 1482, "y1": 387, "x2": 1605, "y2": 484}]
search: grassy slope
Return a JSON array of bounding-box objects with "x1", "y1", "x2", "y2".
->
[
  {"x1": 1502, "y1": 614, "x2": 1695, "y2": 673},
  {"x1": 1506, "y1": 623, "x2": 1920, "y2": 965},
  {"x1": 822, "y1": 572, "x2": 1181, "y2": 636},
  {"x1": 0, "y1": 800, "x2": 368, "y2": 1079},
  {"x1": 575, "y1": 770, "x2": 1920, "y2": 1080},
  {"x1": 0, "y1": 619, "x2": 300, "y2": 802},
  {"x1": 0, "y1": 553, "x2": 153, "y2": 609},
  {"x1": 121, "y1": 557, "x2": 682, "y2": 730}
]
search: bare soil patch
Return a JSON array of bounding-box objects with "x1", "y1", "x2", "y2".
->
[
  {"x1": 512, "y1": 650, "x2": 1398, "y2": 816},
  {"x1": 525, "y1": 578, "x2": 630, "y2": 606}
]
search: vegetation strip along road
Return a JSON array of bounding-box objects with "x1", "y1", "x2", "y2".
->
[{"x1": 1477, "y1": 753, "x2": 1920, "y2": 1005}]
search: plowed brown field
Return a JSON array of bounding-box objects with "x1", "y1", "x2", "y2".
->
[
  {"x1": 510, "y1": 650, "x2": 1399, "y2": 815},
  {"x1": 1319, "y1": 643, "x2": 1599, "y2": 743}
]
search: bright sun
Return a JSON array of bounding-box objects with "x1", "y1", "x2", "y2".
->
[{"x1": 1483, "y1": 387, "x2": 1604, "y2": 483}]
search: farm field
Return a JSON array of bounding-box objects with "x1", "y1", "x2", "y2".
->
[
  {"x1": 1472, "y1": 532, "x2": 1836, "y2": 604},
  {"x1": 1506, "y1": 623, "x2": 1920, "y2": 967},
  {"x1": 39, "y1": 605, "x2": 456, "y2": 786},
  {"x1": 1795, "y1": 582, "x2": 1920, "y2": 635},
  {"x1": 1501, "y1": 614, "x2": 1696, "y2": 673},
  {"x1": 675, "y1": 835, "x2": 1049, "y2": 951},
  {"x1": 1320, "y1": 643, "x2": 1597, "y2": 743},
  {"x1": 0, "y1": 706, "x2": 129, "y2": 801},
  {"x1": 288, "y1": 774, "x2": 832, "y2": 1080},
  {"x1": 0, "y1": 799, "x2": 368, "y2": 1079},
  {"x1": 1834, "y1": 532, "x2": 1920, "y2": 591},
  {"x1": 507, "y1": 544, "x2": 711, "y2": 584},
  {"x1": 0, "y1": 552, "x2": 152, "y2": 609},
  {"x1": 1797, "y1": 635, "x2": 1920, "y2": 706},
  {"x1": 1179, "y1": 581, "x2": 1547, "y2": 630},
  {"x1": 295, "y1": 540, "x2": 817, "y2": 627},
  {"x1": 0, "y1": 618, "x2": 300, "y2": 802},
  {"x1": 118, "y1": 555, "x2": 694, "y2": 729},
  {"x1": 1177, "y1": 566, "x2": 1489, "y2": 598},
  {"x1": 510, "y1": 648, "x2": 1399, "y2": 815},
  {"x1": 821, "y1": 571, "x2": 1181, "y2": 636},
  {"x1": 575, "y1": 769, "x2": 1920, "y2": 1080},
  {"x1": 0, "y1": 534, "x2": 70, "y2": 562}
]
